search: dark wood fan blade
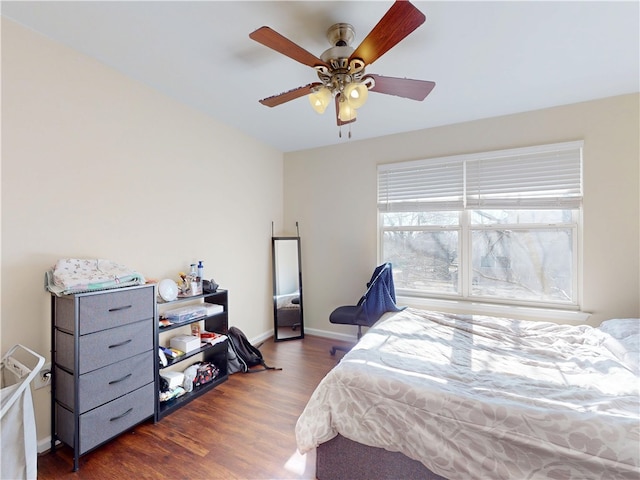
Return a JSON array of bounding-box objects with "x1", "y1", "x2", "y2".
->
[
  {"x1": 259, "y1": 83, "x2": 322, "y2": 107},
  {"x1": 335, "y1": 95, "x2": 357, "y2": 126},
  {"x1": 250, "y1": 26, "x2": 329, "y2": 69},
  {"x1": 367, "y1": 74, "x2": 435, "y2": 101},
  {"x1": 350, "y1": 1, "x2": 425, "y2": 66}
]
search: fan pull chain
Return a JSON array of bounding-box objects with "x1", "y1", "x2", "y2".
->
[{"x1": 338, "y1": 125, "x2": 353, "y2": 139}]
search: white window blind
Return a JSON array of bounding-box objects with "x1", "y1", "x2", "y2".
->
[
  {"x1": 378, "y1": 159, "x2": 465, "y2": 211},
  {"x1": 378, "y1": 141, "x2": 583, "y2": 211}
]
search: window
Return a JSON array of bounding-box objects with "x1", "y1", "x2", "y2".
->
[{"x1": 378, "y1": 141, "x2": 583, "y2": 308}]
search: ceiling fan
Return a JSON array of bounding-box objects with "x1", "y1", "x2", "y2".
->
[{"x1": 249, "y1": 0, "x2": 435, "y2": 137}]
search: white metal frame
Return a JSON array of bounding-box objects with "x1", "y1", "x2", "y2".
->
[{"x1": 1, "y1": 344, "x2": 45, "y2": 419}]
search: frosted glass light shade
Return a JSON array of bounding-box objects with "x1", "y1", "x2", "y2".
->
[
  {"x1": 308, "y1": 87, "x2": 332, "y2": 114},
  {"x1": 344, "y1": 82, "x2": 369, "y2": 109},
  {"x1": 338, "y1": 100, "x2": 357, "y2": 122}
]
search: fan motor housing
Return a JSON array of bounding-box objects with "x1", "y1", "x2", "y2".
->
[
  {"x1": 327, "y1": 23, "x2": 355, "y2": 47},
  {"x1": 321, "y1": 23, "x2": 356, "y2": 65}
]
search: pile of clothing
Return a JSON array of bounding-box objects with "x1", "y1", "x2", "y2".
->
[{"x1": 45, "y1": 258, "x2": 145, "y2": 296}]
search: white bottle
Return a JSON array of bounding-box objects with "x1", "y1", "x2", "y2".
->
[
  {"x1": 197, "y1": 261, "x2": 204, "y2": 281},
  {"x1": 188, "y1": 264, "x2": 198, "y2": 295}
]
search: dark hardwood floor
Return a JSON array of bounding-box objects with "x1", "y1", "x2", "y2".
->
[{"x1": 38, "y1": 335, "x2": 350, "y2": 480}]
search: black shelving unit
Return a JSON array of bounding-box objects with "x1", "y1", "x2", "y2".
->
[{"x1": 155, "y1": 289, "x2": 229, "y2": 420}]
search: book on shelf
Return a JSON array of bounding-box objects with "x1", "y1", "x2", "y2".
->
[
  {"x1": 160, "y1": 345, "x2": 185, "y2": 360},
  {"x1": 200, "y1": 331, "x2": 227, "y2": 346}
]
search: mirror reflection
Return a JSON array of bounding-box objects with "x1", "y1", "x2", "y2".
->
[{"x1": 272, "y1": 236, "x2": 304, "y2": 341}]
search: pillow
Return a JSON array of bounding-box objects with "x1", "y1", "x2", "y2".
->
[
  {"x1": 599, "y1": 318, "x2": 640, "y2": 338},
  {"x1": 598, "y1": 318, "x2": 639, "y2": 375}
]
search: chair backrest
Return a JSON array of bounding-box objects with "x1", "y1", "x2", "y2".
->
[{"x1": 355, "y1": 263, "x2": 403, "y2": 325}]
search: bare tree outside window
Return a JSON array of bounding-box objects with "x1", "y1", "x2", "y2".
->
[
  {"x1": 378, "y1": 141, "x2": 583, "y2": 308},
  {"x1": 382, "y1": 209, "x2": 577, "y2": 306}
]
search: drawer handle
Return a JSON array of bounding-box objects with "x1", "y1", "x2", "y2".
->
[
  {"x1": 110, "y1": 407, "x2": 133, "y2": 422},
  {"x1": 108, "y1": 373, "x2": 132, "y2": 385},
  {"x1": 108, "y1": 339, "x2": 132, "y2": 349},
  {"x1": 108, "y1": 305, "x2": 132, "y2": 312}
]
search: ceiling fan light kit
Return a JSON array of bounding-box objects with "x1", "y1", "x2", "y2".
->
[
  {"x1": 308, "y1": 86, "x2": 332, "y2": 114},
  {"x1": 343, "y1": 81, "x2": 369, "y2": 109},
  {"x1": 249, "y1": 0, "x2": 435, "y2": 138},
  {"x1": 338, "y1": 99, "x2": 357, "y2": 123}
]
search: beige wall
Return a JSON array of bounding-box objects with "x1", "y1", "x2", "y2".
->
[
  {"x1": 1, "y1": 19, "x2": 283, "y2": 446},
  {"x1": 285, "y1": 93, "x2": 640, "y2": 336},
  {"x1": 3, "y1": 16, "x2": 639, "y2": 452}
]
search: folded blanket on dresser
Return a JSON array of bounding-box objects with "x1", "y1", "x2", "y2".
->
[{"x1": 45, "y1": 258, "x2": 145, "y2": 296}]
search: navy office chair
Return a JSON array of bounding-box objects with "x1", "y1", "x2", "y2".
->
[{"x1": 329, "y1": 263, "x2": 404, "y2": 355}]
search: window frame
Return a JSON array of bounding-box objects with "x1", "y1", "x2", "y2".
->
[{"x1": 378, "y1": 141, "x2": 583, "y2": 310}]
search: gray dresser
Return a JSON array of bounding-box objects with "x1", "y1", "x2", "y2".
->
[{"x1": 51, "y1": 284, "x2": 156, "y2": 471}]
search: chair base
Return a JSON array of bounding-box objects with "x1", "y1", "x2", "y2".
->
[
  {"x1": 329, "y1": 325, "x2": 363, "y2": 356},
  {"x1": 330, "y1": 344, "x2": 354, "y2": 356}
]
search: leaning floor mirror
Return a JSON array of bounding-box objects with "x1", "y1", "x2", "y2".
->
[{"x1": 272, "y1": 230, "x2": 304, "y2": 341}]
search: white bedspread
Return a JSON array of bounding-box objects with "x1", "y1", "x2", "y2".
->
[{"x1": 296, "y1": 308, "x2": 640, "y2": 479}]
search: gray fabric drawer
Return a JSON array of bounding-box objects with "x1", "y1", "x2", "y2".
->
[
  {"x1": 53, "y1": 295, "x2": 77, "y2": 334},
  {"x1": 55, "y1": 330, "x2": 75, "y2": 372},
  {"x1": 54, "y1": 285, "x2": 154, "y2": 335},
  {"x1": 55, "y1": 351, "x2": 154, "y2": 413},
  {"x1": 57, "y1": 319, "x2": 153, "y2": 373},
  {"x1": 55, "y1": 405, "x2": 75, "y2": 452},
  {"x1": 57, "y1": 383, "x2": 154, "y2": 455},
  {"x1": 79, "y1": 319, "x2": 153, "y2": 373},
  {"x1": 78, "y1": 287, "x2": 154, "y2": 334}
]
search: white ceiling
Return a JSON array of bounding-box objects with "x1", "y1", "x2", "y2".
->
[{"x1": 2, "y1": 1, "x2": 638, "y2": 153}]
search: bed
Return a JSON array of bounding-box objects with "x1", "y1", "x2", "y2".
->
[{"x1": 295, "y1": 308, "x2": 639, "y2": 480}]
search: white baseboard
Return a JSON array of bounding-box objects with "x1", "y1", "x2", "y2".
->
[
  {"x1": 250, "y1": 330, "x2": 274, "y2": 345},
  {"x1": 252, "y1": 328, "x2": 357, "y2": 345},
  {"x1": 38, "y1": 436, "x2": 59, "y2": 454},
  {"x1": 303, "y1": 327, "x2": 357, "y2": 342}
]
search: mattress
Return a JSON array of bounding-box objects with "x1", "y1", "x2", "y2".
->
[{"x1": 295, "y1": 308, "x2": 640, "y2": 479}]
